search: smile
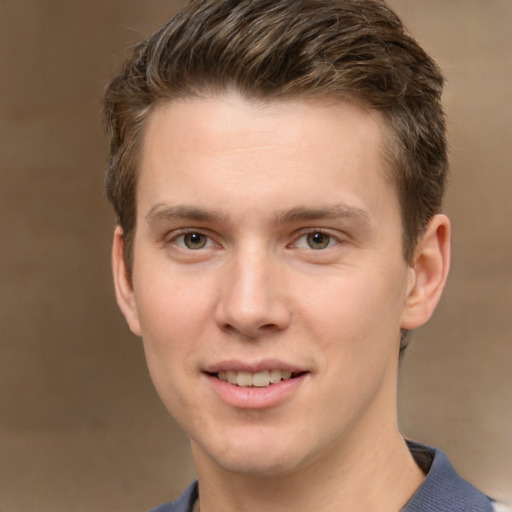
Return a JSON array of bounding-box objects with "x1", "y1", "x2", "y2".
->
[{"x1": 215, "y1": 370, "x2": 304, "y2": 388}]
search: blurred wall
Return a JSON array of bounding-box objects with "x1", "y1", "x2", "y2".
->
[{"x1": 0, "y1": 1, "x2": 510, "y2": 510}]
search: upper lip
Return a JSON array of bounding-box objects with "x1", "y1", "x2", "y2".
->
[{"x1": 204, "y1": 359, "x2": 309, "y2": 374}]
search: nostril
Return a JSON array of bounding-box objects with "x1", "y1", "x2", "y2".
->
[{"x1": 218, "y1": 321, "x2": 280, "y2": 340}]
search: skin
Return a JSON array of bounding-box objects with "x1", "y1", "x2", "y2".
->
[{"x1": 113, "y1": 92, "x2": 450, "y2": 512}]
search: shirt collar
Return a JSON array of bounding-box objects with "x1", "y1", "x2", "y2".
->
[{"x1": 402, "y1": 441, "x2": 492, "y2": 512}]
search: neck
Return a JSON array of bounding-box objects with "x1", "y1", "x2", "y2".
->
[{"x1": 192, "y1": 427, "x2": 425, "y2": 512}]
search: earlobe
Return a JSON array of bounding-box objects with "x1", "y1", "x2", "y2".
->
[
  {"x1": 112, "y1": 226, "x2": 142, "y2": 336},
  {"x1": 400, "y1": 214, "x2": 451, "y2": 330}
]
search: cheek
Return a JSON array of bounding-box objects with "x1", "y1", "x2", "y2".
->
[
  {"x1": 134, "y1": 266, "x2": 214, "y2": 339},
  {"x1": 135, "y1": 275, "x2": 209, "y2": 425},
  {"x1": 133, "y1": 269, "x2": 215, "y2": 389},
  {"x1": 297, "y1": 270, "x2": 406, "y2": 356}
]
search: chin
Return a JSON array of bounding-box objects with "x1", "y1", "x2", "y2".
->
[
  {"x1": 218, "y1": 452, "x2": 305, "y2": 478},
  {"x1": 195, "y1": 432, "x2": 316, "y2": 478}
]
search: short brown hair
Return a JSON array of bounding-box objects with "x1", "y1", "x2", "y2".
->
[{"x1": 104, "y1": 0, "x2": 447, "y2": 270}]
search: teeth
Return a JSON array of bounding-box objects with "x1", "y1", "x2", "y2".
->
[
  {"x1": 269, "y1": 369, "x2": 282, "y2": 384},
  {"x1": 237, "y1": 371, "x2": 253, "y2": 387},
  {"x1": 216, "y1": 369, "x2": 296, "y2": 387},
  {"x1": 252, "y1": 371, "x2": 270, "y2": 387}
]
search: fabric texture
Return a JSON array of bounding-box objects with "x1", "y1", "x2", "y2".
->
[
  {"x1": 401, "y1": 442, "x2": 492, "y2": 511},
  {"x1": 148, "y1": 442, "x2": 494, "y2": 512}
]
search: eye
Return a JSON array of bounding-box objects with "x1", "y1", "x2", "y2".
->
[
  {"x1": 176, "y1": 232, "x2": 211, "y2": 250},
  {"x1": 306, "y1": 232, "x2": 331, "y2": 250},
  {"x1": 294, "y1": 231, "x2": 337, "y2": 250}
]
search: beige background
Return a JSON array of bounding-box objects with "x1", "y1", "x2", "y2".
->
[{"x1": 0, "y1": 1, "x2": 510, "y2": 510}]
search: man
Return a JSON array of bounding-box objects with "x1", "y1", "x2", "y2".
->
[{"x1": 103, "y1": 1, "x2": 502, "y2": 510}]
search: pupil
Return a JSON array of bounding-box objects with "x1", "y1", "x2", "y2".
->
[
  {"x1": 185, "y1": 233, "x2": 206, "y2": 249},
  {"x1": 308, "y1": 232, "x2": 329, "y2": 249}
]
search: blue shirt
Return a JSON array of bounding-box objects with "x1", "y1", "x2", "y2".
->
[{"x1": 149, "y1": 442, "x2": 494, "y2": 512}]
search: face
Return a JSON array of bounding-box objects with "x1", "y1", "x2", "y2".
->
[{"x1": 114, "y1": 93, "x2": 439, "y2": 478}]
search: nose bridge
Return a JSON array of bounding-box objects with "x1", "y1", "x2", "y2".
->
[{"x1": 215, "y1": 241, "x2": 290, "y2": 337}]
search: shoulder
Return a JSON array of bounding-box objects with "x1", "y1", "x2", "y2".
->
[{"x1": 148, "y1": 482, "x2": 198, "y2": 512}]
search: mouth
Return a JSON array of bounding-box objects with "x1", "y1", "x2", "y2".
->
[{"x1": 208, "y1": 369, "x2": 307, "y2": 388}]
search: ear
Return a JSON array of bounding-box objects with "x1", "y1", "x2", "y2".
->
[
  {"x1": 112, "y1": 226, "x2": 142, "y2": 336},
  {"x1": 400, "y1": 214, "x2": 451, "y2": 330}
]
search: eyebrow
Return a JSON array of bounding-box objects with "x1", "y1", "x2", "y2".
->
[
  {"x1": 275, "y1": 204, "x2": 372, "y2": 225},
  {"x1": 145, "y1": 203, "x2": 229, "y2": 224},
  {"x1": 145, "y1": 202, "x2": 371, "y2": 227}
]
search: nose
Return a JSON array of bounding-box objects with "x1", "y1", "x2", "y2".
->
[{"x1": 214, "y1": 247, "x2": 291, "y2": 339}]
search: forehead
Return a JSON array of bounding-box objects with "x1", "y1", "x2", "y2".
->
[
  {"x1": 138, "y1": 92, "x2": 397, "y2": 224},
  {"x1": 144, "y1": 93, "x2": 386, "y2": 158}
]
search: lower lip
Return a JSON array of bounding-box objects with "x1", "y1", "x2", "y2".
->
[{"x1": 204, "y1": 373, "x2": 308, "y2": 409}]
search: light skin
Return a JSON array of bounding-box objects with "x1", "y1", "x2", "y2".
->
[{"x1": 113, "y1": 92, "x2": 450, "y2": 512}]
